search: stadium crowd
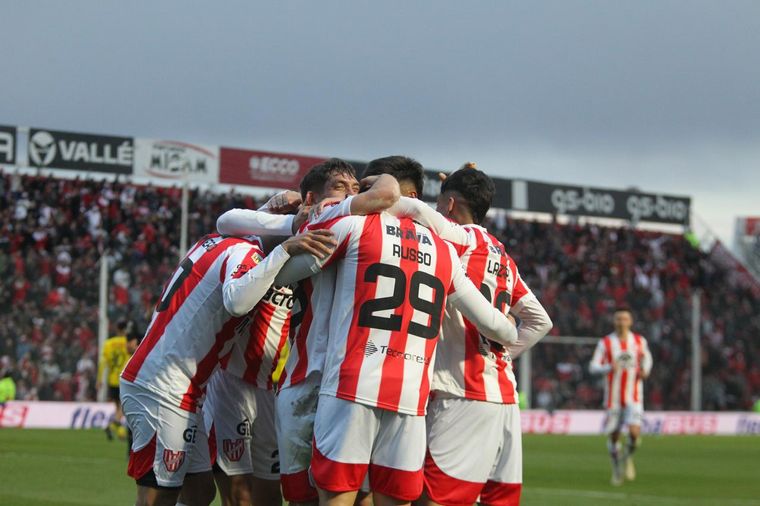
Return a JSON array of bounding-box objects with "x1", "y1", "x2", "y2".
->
[{"x1": 1, "y1": 170, "x2": 758, "y2": 410}]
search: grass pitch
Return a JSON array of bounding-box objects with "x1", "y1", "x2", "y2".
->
[{"x1": 0, "y1": 429, "x2": 758, "y2": 505}]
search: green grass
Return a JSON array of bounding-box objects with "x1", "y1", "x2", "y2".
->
[{"x1": 1, "y1": 429, "x2": 759, "y2": 505}]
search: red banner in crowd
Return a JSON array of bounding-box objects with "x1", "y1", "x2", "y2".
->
[{"x1": 219, "y1": 147, "x2": 326, "y2": 190}]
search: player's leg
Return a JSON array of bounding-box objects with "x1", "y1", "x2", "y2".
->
[
  {"x1": 367, "y1": 405, "x2": 426, "y2": 506},
  {"x1": 623, "y1": 406, "x2": 644, "y2": 481},
  {"x1": 312, "y1": 395, "x2": 377, "y2": 506},
  {"x1": 423, "y1": 397, "x2": 498, "y2": 506},
  {"x1": 249, "y1": 388, "x2": 283, "y2": 506},
  {"x1": 604, "y1": 409, "x2": 624, "y2": 486},
  {"x1": 480, "y1": 404, "x2": 522, "y2": 506},
  {"x1": 276, "y1": 377, "x2": 322, "y2": 506},
  {"x1": 121, "y1": 381, "x2": 198, "y2": 505},
  {"x1": 106, "y1": 385, "x2": 121, "y2": 440},
  {"x1": 203, "y1": 371, "x2": 258, "y2": 505},
  {"x1": 177, "y1": 406, "x2": 216, "y2": 506},
  {"x1": 177, "y1": 471, "x2": 217, "y2": 506}
]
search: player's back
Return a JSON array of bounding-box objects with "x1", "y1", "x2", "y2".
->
[
  {"x1": 319, "y1": 213, "x2": 458, "y2": 415},
  {"x1": 434, "y1": 225, "x2": 530, "y2": 404},
  {"x1": 122, "y1": 233, "x2": 263, "y2": 411}
]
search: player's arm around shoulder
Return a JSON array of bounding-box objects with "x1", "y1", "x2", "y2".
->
[
  {"x1": 350, "y1": 174, "x2": 400, "y2": 215},
  {"x1": 274, "y1": 215, "x2": 359, "y2": 286},
  {"x1": 446, "y1": 248, "x2": 518, "y2": 345},
  {"x1": 222, "y1": 232, "x2": 336, "y2": 317},
  {"x1": 216, "y1": 190, "x2": 302, "y2": 237},
  {"x1": 387, "y1": 196, "x2": 472, "y2": 251}
]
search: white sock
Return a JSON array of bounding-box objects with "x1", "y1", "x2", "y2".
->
[{"x1": 607, "y1": 439, "x2": 621, "y2": 464}]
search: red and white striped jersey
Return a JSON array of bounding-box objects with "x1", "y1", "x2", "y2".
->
[
  {"x1": 121, "y1": 234, "x2": 290, "y2": 411},
  {"x1": 433, "y1": 225, "x2": 531, "y2": 404},
  {"x1": 223, "y1": 284, "x2": 293, "y2": 390},
  {"x1": 278, "y1": 198, "x2": 353, "y2": 390},
  {"x1": 589, "y1": 332, "x2": 653, "y2": 409},
  {"x1": 303, "y1": 213, "x2": 513, "y2": 416}
]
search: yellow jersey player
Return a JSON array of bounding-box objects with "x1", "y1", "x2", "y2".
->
[{"x1": 97, "y1": 319, "x2": 131, "y2": 440}]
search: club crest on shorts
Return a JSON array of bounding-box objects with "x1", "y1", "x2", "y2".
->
[
  {"x1": 162, "y1": 449, "x2": 186, "y2": 472},
  {"x1": 223, "y1": 438, "x2": 245, "y2": 462}
]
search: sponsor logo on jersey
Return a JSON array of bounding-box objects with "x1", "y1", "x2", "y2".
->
[
  {"x1": 262, "y1": 286, "x2": 295, "y2": 309},
  {"x1": 364, "y1": 340, "x2": 378, "y2": 357},
  {"x1": 231, "y1": 263, "x2": 253, "y2": 279},
  {"x1": 379, "y1": 344, "x2": 431, "y2": 365},
  {"x1": 385, "y1": 225, "x2": 433, "y2": 245},
  {"x1": 163, "y1": 449, "x2": 186, "y2": 472},
  {"x1": 223, "y1": 438, "x2": 246, "y2": 462}
]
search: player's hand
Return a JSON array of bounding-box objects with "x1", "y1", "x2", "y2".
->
[
  {"x1": 359, "y1": 175, "x2": 380, "y2": 192},
  {"x1": 292, "y1": 205, "x2": 312, "y2": 234},
  {"x1": 613, "y1": 359, "x2": 622, "y2": 373},
  {"x1": 439, "y1": 162, "x2": 476, "y2": 181},
  {"x1": 266, "y1": 191, "x2": 302, "y2": 214},
  {"x1": 507, "y1": 314, "x2": 517, "y2": 326},
  {"x1": 282, "y1": 230, "x2": 337, "y2": 259},
  {"x1": 311, "y1": 197, "x2": 343, "y2": 220}
]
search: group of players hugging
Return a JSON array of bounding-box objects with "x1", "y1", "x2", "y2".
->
[{"x1": 118, "y1": 156, "x2": 652, "y2": 506}]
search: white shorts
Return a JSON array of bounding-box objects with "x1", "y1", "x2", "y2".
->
[
  {"x1": 604, "y1": 405, "x2": 644, "y2": 434},
  {"x1": 275, "y1": 375, "x2": 321, "y2": 503},
  {"x1": 120, "y1": 380, "x2": 211, "y2": 489},
  {"x1": 425, "y1": 395, "x2": 522, "y2": 506},
  {"x1": 312, "y1": 394, "x2": 426, "y2": 502},
  {"x1": 203, "y1": 370, "x2": 279, "y2": 480}
]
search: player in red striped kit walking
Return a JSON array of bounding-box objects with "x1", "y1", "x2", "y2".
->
[{"x1": 589, "y1": 307, "x2": 653, "y2": 486}]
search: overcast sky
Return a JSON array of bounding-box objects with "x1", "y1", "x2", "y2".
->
[{"x1": 1, "y1": 1, "x2": 758, "y2": 244}]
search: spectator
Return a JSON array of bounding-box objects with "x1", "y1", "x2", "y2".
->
[{"x1": 1, "y1": 170, "x2": 757, "y2": 410}]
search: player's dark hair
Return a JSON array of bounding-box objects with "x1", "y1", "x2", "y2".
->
[
  {"x1": 116, "y1": 319, "x2": 128, "y2": 332},
  {"x1": 440, "y1": 167, "x2": 495, "y2": 224},
  {"x1": 299, "y1": 158, "x2": 356, "y2": 199},
  {"x1": 362, "y1": 156, "x2": 424, "y2": 196},
  {"x1": 614, "y1": 306, "x2": 633, "y2": 315}
]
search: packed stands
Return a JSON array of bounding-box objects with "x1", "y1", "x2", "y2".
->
[{"x1": 1, "y1": 171, "x2": 757, "y2": 410}]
